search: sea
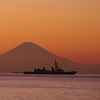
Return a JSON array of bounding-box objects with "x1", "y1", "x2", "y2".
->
[{"x1": 0, "y1": 73, "x2": 100, "y2": 100}]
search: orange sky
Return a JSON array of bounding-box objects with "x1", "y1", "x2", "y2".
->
[{"x1": 0, "y1": 0, "x2": 100, "y2": 65}]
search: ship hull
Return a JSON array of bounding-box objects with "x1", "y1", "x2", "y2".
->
[{"x1": 23, "y1": 71, "x2": 77, "y2": 75}]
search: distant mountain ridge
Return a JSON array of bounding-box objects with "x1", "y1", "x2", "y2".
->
[{"x1": 0, "y1": 42, "x2": 100, "y2": 74}]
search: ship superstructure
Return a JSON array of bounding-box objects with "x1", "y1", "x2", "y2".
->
[{"x1": 23, "y1": 60, "x2": 77, "y2": 75}]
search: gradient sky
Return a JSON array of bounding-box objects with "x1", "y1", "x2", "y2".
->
[{"x1": 0, "y1": 0, "x2": 100, "y2": 65}]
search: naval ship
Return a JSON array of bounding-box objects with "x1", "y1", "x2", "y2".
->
[{"x1": 23, "y1": 60, "x2": 77, "y2": 75}]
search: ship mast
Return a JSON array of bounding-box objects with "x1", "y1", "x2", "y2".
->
[{"x1": 55, "y1": 60, "x2": 59, "y2": 71}]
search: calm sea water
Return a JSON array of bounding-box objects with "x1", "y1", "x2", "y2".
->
[{"x1": 0, "y1": 74, "x2": 100, "y2": 100}]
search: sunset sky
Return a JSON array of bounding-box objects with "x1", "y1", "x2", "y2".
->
[{"x1": 0, "y1": 0, "x2": 100, "y2": 65}]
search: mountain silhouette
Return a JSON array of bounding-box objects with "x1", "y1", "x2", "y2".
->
[{"x1": 0, "y1": 42, "x2": 100, "y2": 74}]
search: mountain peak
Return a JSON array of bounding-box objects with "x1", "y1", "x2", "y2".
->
[
  {"x1": 20, "y1": 42, "x2": 37, "y2": 46},
  {"x1": 15, "y1": 42, "x2": 41, "y2": 50},
  {"x1": 0, "y1": 42, "x2": 58, "y2": 62},
  {"x1": 23, "y1": 42, "x2": 34, "y2": 44}
]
